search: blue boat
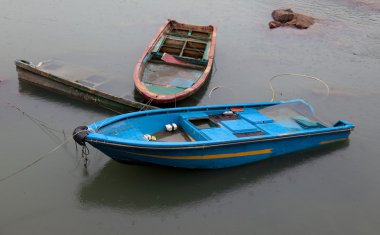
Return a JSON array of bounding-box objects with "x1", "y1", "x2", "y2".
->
[{"x1": 73, "y1": 100, "x2": 354, "y2": 169}]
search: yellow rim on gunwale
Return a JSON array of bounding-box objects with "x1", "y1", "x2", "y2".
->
[{"x1": 113, "y1": 148, "x2": 273, "y2": 160}]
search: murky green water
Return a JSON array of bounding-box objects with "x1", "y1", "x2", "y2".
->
[{"x1": 1, "y1": 0, "x2": 380, "y2": 234}]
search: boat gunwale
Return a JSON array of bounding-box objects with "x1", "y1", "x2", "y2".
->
[{"x1": 133, "y1": 19, "x2": 217, "y2": 103}]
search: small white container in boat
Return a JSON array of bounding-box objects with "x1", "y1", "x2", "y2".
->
[
  {"x1": 223, "y1": 111, "x2": 234, "y2": 116},
  {"x1": 165, "y1": 123, "x2": 178, "y2": 132},
  {"x1": 143, "y1": 134, "x2": 152, "y2": 141},
  {"x1": 143, "y1": 134, "x2": 157, "y2": 141}
]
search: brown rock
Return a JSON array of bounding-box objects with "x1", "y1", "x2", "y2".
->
[
  {"x1": 293, "y1": 13, "x2": 315, "y2": 29},
  {"x1": 272, "y1": 9, "x2": 294, "y2": 23},
  {"x1": 269, "y1": 8, "x2": 315, "y2": 29},
  {"x1": 269, "y1": 21, "x2": 283, "y2": 29}
]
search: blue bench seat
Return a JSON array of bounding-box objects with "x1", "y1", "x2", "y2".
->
[
  {"x1": 238, "y1": 108, "x2": 273, "y2": 124},
  {"x1": 200, "y1": 128, "x2": 237, "y2": 141}
]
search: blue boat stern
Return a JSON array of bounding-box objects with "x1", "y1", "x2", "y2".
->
[{"x1": 333, "y1": 120, "x2": 355, "y2": 130}]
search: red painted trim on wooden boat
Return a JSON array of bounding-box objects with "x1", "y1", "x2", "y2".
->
[{"x1": 133, "y1": 19, "x2": 217, "y2": 103}]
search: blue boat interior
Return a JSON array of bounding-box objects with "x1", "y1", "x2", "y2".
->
[{"x1": 95, "y1": 101, "x2": 333, "y2": 143}]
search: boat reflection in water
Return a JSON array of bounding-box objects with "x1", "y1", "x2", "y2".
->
[{"x1": 79, "y1": 141, "x2": 349, "y2": 211}]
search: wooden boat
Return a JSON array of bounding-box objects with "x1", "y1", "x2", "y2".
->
[
  {"x1": 15, "y1": 59, "x2": 157, "y2": 113},
  {"x1": 134, "y1": 20, "x2": 216, "y2": 103},
  {"x1": 73, "y1": 100, "x2": 354, "y2": 169}
]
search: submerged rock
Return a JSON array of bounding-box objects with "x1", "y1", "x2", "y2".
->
[{"x1": 269, "y1": 8, "x2": 315, "y2": 29}]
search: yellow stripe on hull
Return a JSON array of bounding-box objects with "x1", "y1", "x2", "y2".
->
[
  {"x1": 117, "y1": 148, "x2": 273, "y2": 160},
  {"x1": 320, "y1": 138, "x2": 348, "y2": 145}
]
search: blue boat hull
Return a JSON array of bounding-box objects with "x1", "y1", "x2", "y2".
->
[{"x1": 87, "y1": 129, "x2": 351, "y2": 169}]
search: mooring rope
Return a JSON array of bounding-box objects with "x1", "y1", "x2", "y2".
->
[
  {"x1": 269, "y1": 73, "x2": 330, "y2": 102},
  {"x1": 208, "y1": 86, "x2": 222, "y2": 98},
  {"x1": 0, "y1": 102, "x2": 93, "y2": 183},
  {"x1": 0, "y1": 139, "x2": 70, "y2": 183},
  {"x1": 7, "y1": 103, "x2": 64, "y2": 142},
  {"x1": 0, "y1": 129, "x2": 91, "y2": 183},
  {"x1": 140, "y1": 98, "x2": 154, "y2": 111},
  {"x1": 208, "y1": 86, "x2": 233, "y2": 98},
  {"x1": 208, "y1": 73, "x2": 329, "y2": 102}
]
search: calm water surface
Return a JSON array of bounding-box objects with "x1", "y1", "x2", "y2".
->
[{"x1": 1, "y1": 0, "x2": 380, "y2": 234}]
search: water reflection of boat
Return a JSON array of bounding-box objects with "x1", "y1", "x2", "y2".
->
[
  {"x1": 75, "y1": 99, "x2": 354, "y2": 169},
  {"x1": 79, "y1": 141, "x2": 349, "y2": 211},
  {"x1": 134, "y1": 19, "x2": 217, "y2": 103}
]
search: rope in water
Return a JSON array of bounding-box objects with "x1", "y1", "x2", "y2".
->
[
  {"x1": 269, "y1": 73, "x2": 330, "y2": 102},
  {"x1": 0, "y1": 102, "x2": 91, "y2": 183},
  {"x1": 7, "y1": 103, "x2": 65, "y2": 142},
  {"x1": 140, "y1": 98, "x2": 154, "y2": 111},
  {"x1": 0, "y1": 129, "x2": 90, "y2": 183},
  {"x1": 209, "y1": 73, "x2": 330, "y2": 101},
  {"x1": 208, "y1": 86, "x2": 223, "y2": 98},
  {"x1": 0, "y1": 139, "x2": 70, "y2": 183}
]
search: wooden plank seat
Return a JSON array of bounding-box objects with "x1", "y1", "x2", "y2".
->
[{"x1": 151, "y1": 35, "x2": 209, "y2": 66}]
